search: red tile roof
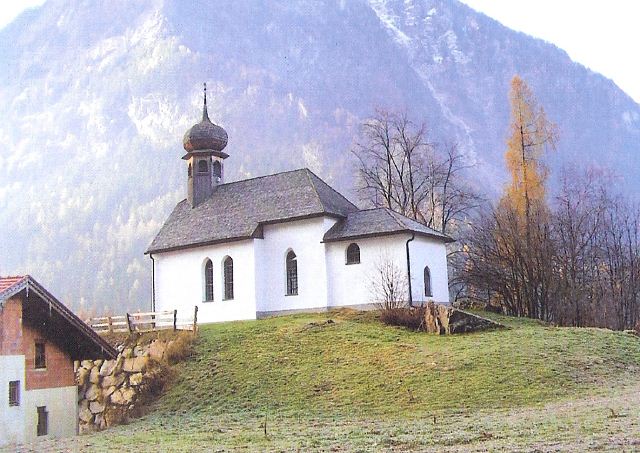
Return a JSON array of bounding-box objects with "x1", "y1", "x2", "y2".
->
[{"x1": 0, "y1": 276, "x2": 26, "y2": 293}]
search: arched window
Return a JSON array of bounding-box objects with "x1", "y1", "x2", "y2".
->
[
  {"x1": 286, "y1": 250, "x2": 298, "y2": 296},
  {"x1": 346, "y1": 243, "x2": 360, "y2": 264},
  {"x1": 223, "y1": 256, "x2": 234, "y2": 300},
  {"x1": 204, "y1": 259, "x2": 214, "y2": 301},
  {"x1": 198, "y1": 159, "x2": 208, "y2": 173},
  {"x1": 212, "y1": 161, "x2": 222, "y2": 179},
  {"x1": 424, "y1": 266, "x2": 432, "y2": 297}
]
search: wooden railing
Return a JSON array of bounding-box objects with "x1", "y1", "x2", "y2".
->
[{"x1": 87, "y1": 306, "x2": 198, "y2": 333}]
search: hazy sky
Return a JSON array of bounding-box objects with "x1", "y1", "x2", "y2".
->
[
  {"x1": 1, "y1": 0, "x2": 639, "y2": 103},
  {"x1": 459, "y1": 0, "x2": 640, "y2": 103},
  {"x1": 0, "y1": 0, "x2": 45, "y2": 29}
]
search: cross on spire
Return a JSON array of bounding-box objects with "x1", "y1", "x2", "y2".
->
[{"x1": 202, "y1": 82, "x2": 210, "y2": 121}]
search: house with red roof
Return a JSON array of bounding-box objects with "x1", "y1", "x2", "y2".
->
[{"x1": 0, "y1": 275, "x2": 116, "y2": 447}]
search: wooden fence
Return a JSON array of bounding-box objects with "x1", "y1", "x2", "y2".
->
[{"x1": 87, "y1": 306, "x2": 198, "y2": 333}]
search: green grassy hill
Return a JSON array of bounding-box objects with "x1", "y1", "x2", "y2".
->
[{"x1": 22, "y1": 310, "x2": 640, "y2": 452}]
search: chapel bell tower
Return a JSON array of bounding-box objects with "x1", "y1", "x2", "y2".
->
[{"x1": 182, "y1": 83, "x2": 229, "y2": 208}]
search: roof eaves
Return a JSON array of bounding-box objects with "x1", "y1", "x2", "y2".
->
[
  {"x1": 146, "y1": 235, "x2": 254, "y2": 255},
  {"x1": 384, "y1": 208, "x2": 455, "y2": 242},
  {"x1": 2, "y1": 276, "x2": 117, "y2": 359},
  {"x1": 0, "y1": 276, "x2": 28, "y2": 303},
  {"x1": 323, "y1": 228, "x2": 455, "y2": 244}
]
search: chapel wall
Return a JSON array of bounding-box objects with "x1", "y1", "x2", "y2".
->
[
  {"x1": 154, "y1": 239, "x2": 257, "y2": 324},
  {"x1": 255, "y1": 217, "x2": 334, "y2": 313},
  {"x1": 325, "y1": 234, "x2": 451, "y2": 307}
]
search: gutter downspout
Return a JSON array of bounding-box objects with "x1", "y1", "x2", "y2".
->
[
  {"x1": 149, "y1": 253, "x2": 156, "y2": 312},
  {"x1": 406, "y1": 233, "x2": 415, "y2": 307}
]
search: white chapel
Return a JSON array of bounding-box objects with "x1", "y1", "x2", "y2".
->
[{"x1": 146, "y1": 88, "x2": 453, "y2": 324}]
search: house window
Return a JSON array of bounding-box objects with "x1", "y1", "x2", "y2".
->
[
  {"x1": 37, "y1": 406, "x2": 48, "y2": 436},
  {"x1": 424, "y1": 266, "x2": 432, "y2": 297},
  {"x1": 213, "y1": 161, "x2": 222, "y2": 179},
  {"x1": 8, "y1": 381, "x2": 19, "y2": 407},
  {"x1": 198, "y1": 159, "x2": 209, "y2": 173},
  {"x1": 286, "y1": 250, "x2": 298, "y2": 296},
  {"x1": 346, "y1": 243, "x2": 360, "y2": 265},
  {"x1": 35, "y1": 341, "x2": 46, "y2": 369},
  {"x1": 204, "y1": 259, "x2": 214, "y2": 301},
  {"x1": 223, "y1": 256, "x2": 234, "y2": 300}
]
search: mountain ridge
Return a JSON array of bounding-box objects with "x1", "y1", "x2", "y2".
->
[{"x1": 1, "y1": 0, "x2": 638, "y2": 313}]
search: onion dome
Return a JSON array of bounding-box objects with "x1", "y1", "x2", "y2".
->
[{"x1": 183, "y1": 83, "x2": 228, "y2": 152}]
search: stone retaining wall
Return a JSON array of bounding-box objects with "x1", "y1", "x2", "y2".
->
[{"x1": 75, "y1": 338, "x2": 172, "y2": 433}]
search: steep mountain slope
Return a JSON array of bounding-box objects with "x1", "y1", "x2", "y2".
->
[{"x1": 0, "y1": 0, "x2": 638, "y2": 313}]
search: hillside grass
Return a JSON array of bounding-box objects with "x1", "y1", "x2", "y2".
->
[{"x1": 14, "y1": 309, "x2": 640, "y2": 452}]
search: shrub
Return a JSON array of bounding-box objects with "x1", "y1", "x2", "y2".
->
[
  {"x1": 379, "y1": 307, "x2": 425, "y2": 330},
  {"x1": 165, "y1": 332, "x2": 197, "y2": 365}
]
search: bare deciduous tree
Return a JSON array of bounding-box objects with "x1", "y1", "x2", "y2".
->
[
  {"x1": 353, "y1": 109, "x2": 482, "y2": 236},
  {"x1": 368, "y1": 255, "x2": 408, "y2": 310}
]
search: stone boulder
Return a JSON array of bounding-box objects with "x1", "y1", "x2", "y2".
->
[
  {"x1": 423, "y1": 302, "x2": 503, "y2": 335},
  {"x1": 99, "y1": 359, "x2": 117, "y2": 377},
  {"x1": 123, "y1": 356, "x2": 149, "y2": 373},
  {"x1": 448, "y1": 309, "x2": 503, "y2": 334},
  {"x1": 79, "y1": 407, "x2": 94, "y2": 423},
  {"x1": 129, "y1": 373, "x2": 143, "y2": 386},
  {"x1": 110, "y1": 387, "x2": 137, "y2": 406},
  {"x1": 81, "y1": 360, "x2": 93, "y2": 369},
  {"x1": 85, "y1": 384, "x2": 101, "y2": 401},
  {"x1": 76, "y1": 367, "x2": 90, "y2": 387},
  {"x1": 104, "y1": 385, "x2": 117, "y2": 398},
  {"x1": 90, "y1": 401, "x2": 106, "y2": 414},
  {"x1": 102, "y1": 372, "x2": 126, "y2": 389},
  {"x1": 89, "y1": 366, "x2": 101, "y2": 384}
]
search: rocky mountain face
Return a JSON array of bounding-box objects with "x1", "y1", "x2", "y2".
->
[{"x1": 1, "y1": 0, "x2": 638, "y2": 314}]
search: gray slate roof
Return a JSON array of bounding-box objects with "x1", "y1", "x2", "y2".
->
[
  {"x1": 146, "y1": 169, "x2": 358, "y2": 253},
  {"x1": 323, "y1": 207, "x2": 454, "y2": 243}
]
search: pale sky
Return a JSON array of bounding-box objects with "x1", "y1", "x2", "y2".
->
[
  {"x1": 0, "y1": 0, "x2": 45, "y2": 29},
  {"x1": 459, "y1": 0, "x2": 640, "y2": 103},
  {"x1": 1, "y1": 0, "x2": 639, "y2": 103}
]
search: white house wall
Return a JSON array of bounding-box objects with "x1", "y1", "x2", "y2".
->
[
  {"x1": 0, "y1": 355, "x2": 25, "y2": 446},
  {"x1": 154, "y1": 239, "x2": 257, "y2": 324},
  {"x1": 0, "y1": 358, "x2": 77, "y2": 447},
  {"x1": 325, "y1": 234, "x2": 450, "y2": 307},
  {"x1": 326, "y1": 235, "x2": 408, "y2": 308},
  {"x1": 408, "y1": 236, "x2": 450, "y2": 304},
  {"x1": 153, "y1": 217, "x2": 450, "y2": 324},
  {"x1": 22, "y1": 386, "x2": 77, "y2": 442},
  {"x1": 255, "y1": 217, "x2": 336, "y2": 314}
]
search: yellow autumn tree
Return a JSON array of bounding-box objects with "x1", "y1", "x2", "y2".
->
[{"x1": 502, "y1": 75, "x2": 557, "y2": 223}]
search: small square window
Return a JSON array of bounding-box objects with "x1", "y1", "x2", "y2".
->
[
  {"x1": 9, "y1": 381, "x2": 19, "y2": 407},
  {"x1": 37, "y1": 406, "x2": 48, "y2": 436},
  {"x1": 35, "y1": 341, "x2": 46, "y2": 369}
]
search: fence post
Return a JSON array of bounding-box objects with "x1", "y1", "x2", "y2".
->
[
  {"x1": 192, "y1": 306, "x2": 198, "y2": 333},
  {"x1": 108, "y1": 316, "x2": 113, "y2": 333},
  {"x1": 126, "y1": 313, "x2": 133, "y2": 333},
  {"x1": 173, "y1": 309, "x2": 177, "y2": 331}
]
